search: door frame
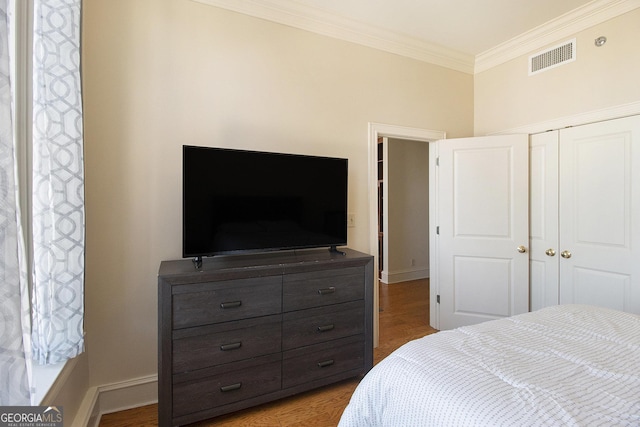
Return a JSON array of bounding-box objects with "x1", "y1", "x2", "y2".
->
[{"x1": 368, "y1": 123, "x2": 446, "y2": 344}]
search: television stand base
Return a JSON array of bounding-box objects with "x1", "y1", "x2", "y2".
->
[
  {"x1": 192, "y1": 256, "x2": 203, "y2": 270},
  {"x1": 328, "y1": 246, "x2": 346, "y2": 255}
]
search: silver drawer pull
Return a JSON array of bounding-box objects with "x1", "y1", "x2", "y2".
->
[
  {"x1": 318, "y1": 287, "x2": 336, "y2": 295},
  {"x1": 317, "y1": 324, "x2": 335, "y2": 332},
  {"x1": 220, "y1": 382, "x2": 242, "y2": 392},
  {"x1": 220, "y1": 301, "x2": 242, "y2": 309},
  {"x1": 220, "y1": 342, "x2": 242, "y2": 351},
  {"x1": 317, "y1": 359, "x2": 334, "y2": 368}
]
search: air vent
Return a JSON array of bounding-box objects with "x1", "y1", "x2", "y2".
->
[{"x1": 529, "y1": 39, "x2": 576, "y2": 76}]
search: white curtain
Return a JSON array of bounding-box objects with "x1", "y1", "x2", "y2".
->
[
  {"x1": 0, "y1": 0, "x2": 32, "y2": 405},
  {"x1": 31, "y1": 0, "x2": 85, "y2": 365}
]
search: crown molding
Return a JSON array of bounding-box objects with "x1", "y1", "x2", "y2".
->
[
  {"x1": 191, "y1": 0, "x2": 474, "y2": 74},
  {"x1": 475, "y1": 0, "x2": 640, "y2": 73},
  {"x1": 192, "y1": 0, "x2": 639, "y2": 75}
]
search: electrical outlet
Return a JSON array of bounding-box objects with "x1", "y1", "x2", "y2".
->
[{"x1": 348, "y1": 213, "x2": 356, "y2": 227}]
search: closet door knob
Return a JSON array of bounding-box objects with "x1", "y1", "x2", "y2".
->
[
  {"x1": 545, "y1": 248, "x2": 556, "y2": 257},
  {"x1": 560, "y1": 250, "x2": 572, "y2": 259},
  {"x1": 517, "y1": 245, "x2": 527, "y2": 253}
]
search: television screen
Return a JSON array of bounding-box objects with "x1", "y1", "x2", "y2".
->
[{"x1": 183, "y1": 146, "x2": 348, "y2": 259}]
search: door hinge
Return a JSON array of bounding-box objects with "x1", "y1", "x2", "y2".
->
[
  {"x1": 437, "y1": 295, "x2": 440, "y2": 304},
  {"x1": 436, "y1": 157, "x2": 439, "y2": 166},
  {"x1": 436, "y1": 226, "x2": 440, "y2": 235}
]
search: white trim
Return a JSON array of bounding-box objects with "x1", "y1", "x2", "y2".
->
[
  {"x1": 96, "y1": 374, "x2": 158, "y2": 413},
  {"x1": 190, "y1": 0, "x2": 474, "y2": 73},
  {"x1": 190, "y1": 0, "x2": 639, "y2": 75},
  {"x1": 380, "y1": 138, "x2": 389, "y2": 284},
  {"x1": 488, "y1": 101, "x2": 640, "y2": 136},
  {"x1": 382, "y1": 267, "x2": 430, "y2": 285},
  {"x1": 475, "y1": 0, "x2": 640, "y2": 73},
  {"x1": 368, "y1": 123, "x2": 446, "y2": 142},
  {"x1": 428, "y1": 142, "x2": 440, "y2": 330},
  {"x1": 72, "y1": 375, "x2": 159, "y2": 427},
  {"x1": 72, "y1": 386, "x2": 99, "y2": 427}
]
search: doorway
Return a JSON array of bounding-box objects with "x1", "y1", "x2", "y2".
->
[
  {"x1": 378, "y1": 137, "x2": 430, "y2": 284},
  {"x1": 368, "y1": 123, "x2": 445, "y2": 346}
]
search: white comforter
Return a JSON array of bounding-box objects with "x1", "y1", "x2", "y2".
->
[{"x1": 339, "y1": 305, "x2": 640, "y2": 427}]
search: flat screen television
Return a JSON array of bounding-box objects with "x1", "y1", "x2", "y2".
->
[{"x1": 183, "y1": 145, "x2": 348, "y2": 264}]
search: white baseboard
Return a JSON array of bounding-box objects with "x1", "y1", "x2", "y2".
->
[
  {"x1": 72, "y1": 386, "x2": 99, "y2": 427},
  {"x1": 73, "y1": 375, "x2": 158, "y2": 427},
  {"x1": 381, "y1": 267, "x2": 429, "y2": 284}
]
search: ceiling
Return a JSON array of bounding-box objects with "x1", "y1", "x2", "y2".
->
[{"x1": 192, "y1": 0, "x2": 639, "y2": 73}]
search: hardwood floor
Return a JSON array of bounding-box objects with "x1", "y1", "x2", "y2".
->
[{"x1": 99, "y1": 279, "x2": 437, "y2": 427}]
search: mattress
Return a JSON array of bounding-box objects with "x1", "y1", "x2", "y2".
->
[{"x1": 339, "y1": 304, "x2": 640, "y2": 426}]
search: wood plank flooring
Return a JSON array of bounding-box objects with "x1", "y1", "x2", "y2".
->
[{"x1": 99, "y1": 279, "x2": 437, "y2": 427}]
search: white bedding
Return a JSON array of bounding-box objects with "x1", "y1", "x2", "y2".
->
[{"x1": 339, "y1": 305, "x2": 640, "y2": 427}]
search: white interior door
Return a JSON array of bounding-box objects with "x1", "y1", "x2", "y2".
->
[
  {"x1": 437, "y1": 135, "x2": 529, "y2": 330},
  {"x1": 529, "y1": 132, "x2": 559, "y2": 311},
  {"x1": 558, "y1": 115, "x2": 640, "y2": 314}
]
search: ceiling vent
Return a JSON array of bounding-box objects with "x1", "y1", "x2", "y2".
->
[{"x1": 529, "y1": 39, "x2": 576, "y2": 76}]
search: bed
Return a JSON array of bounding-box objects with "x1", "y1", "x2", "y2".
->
[{"x1": 339, "y1": 304, "x2": 640, "y2": 426}]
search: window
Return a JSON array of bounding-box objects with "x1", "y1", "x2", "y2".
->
[{"x1": 1, "y1": 0, "x2": 85, "y2": 405}]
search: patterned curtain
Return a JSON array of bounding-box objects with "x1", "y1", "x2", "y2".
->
[
  {"x1": 0, "y1": 0, "x2": 32, "y2": 405},
  {"x1": 31, "y1": 0, "x2": 85, "y2": 365}
]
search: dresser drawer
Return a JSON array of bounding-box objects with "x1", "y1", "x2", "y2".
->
[
  {"x1": 283, "y1": 336, "x2": 364, "y2": 388},
  {"x1": 172, "y1": 355, "x2": 281, "y2": 418},
  {"x1": 172, "y1": 276, "x2": 282, "y2": 329},
  {"x1": 282, "y1": 301, "x2": 364, "y2": 350},
  {"x1": 283, "y1": 266, "x2": 364, "y2": 311},
  {"x1": 172, "y1": 315, "x2": 282, "y2": 373}
]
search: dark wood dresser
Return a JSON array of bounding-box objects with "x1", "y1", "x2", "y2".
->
[{"x1": 158, "y1": 248, "x2": 374, "y2": 426}]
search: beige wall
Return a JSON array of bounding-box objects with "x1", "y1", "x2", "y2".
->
[
  {"x1": 475, "y1": 9, "x2": 640, "y2": 135},
  {"x1": 81, "y1": 0, "x2": 472, "y2": 392},
  {"x1": 386, "y1": 138, "x2": 429, "y2": 282}
]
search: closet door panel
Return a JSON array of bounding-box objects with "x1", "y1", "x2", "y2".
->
[
  {"x1": 529, "y1": 132, "x2": 559, "y2": 311},
  {"x1": 559, "y1": 115, "x2": 640, "y2": 314}
]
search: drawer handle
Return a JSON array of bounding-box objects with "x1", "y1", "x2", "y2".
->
[
  {"x1": 317, "y1": 324, "x2": 335, "y2": 332},
  {"x1": 317, "y1": 359, "x2": 334, "y2": 368},
  {"x1": 220, "y1": 382, "x2": 242, "y2": 392},
  {"x1": 318, "y1": 287, "x2": 336, "y2": 295},
  {"x1": 220, "y1": 301, "x2": 242, "y2": 309},
  {"x1": 220, "y1": 342, "x2": 242, "y2": 351}
]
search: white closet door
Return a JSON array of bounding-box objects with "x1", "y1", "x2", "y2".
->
[
  {"x1": 559, "y1": 115, "x2": 640, "y2": 314},
  {"x1": 529, "y1": 132, "x2": 559, "y2": 311}
]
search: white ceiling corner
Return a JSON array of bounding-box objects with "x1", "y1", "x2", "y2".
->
[
  {"x1": 191, "y1": 0, "x2": 640, "y2": 74},
  {"x1": 474, "y1": 0, "x2": 640, "y2": 73}
]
